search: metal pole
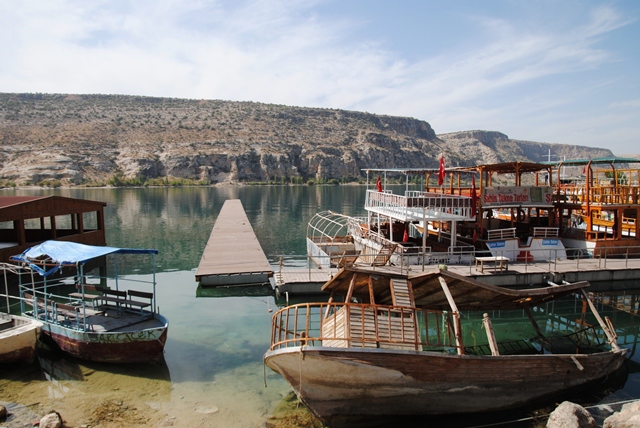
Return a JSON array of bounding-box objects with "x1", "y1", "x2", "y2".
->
[
  {"x1": 114, "y1": 254, "x2": 119, "y2": 290},
  {"x1": 153, "y1": 252, "x2": 157, "y2": 312},
  {"x1": 80, "y1": 263, "x2": 86, "y2": 331},
  {"x1": 3, "y1": 265, "x2": 8, "y2": 312},
  {"x1": 422, "y1": 207, "x2": 426, "y2": 272}
]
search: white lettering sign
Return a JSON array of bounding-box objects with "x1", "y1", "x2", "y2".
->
[{"x1": 481, "y1": 187, "x2": 554, "y2": 207}]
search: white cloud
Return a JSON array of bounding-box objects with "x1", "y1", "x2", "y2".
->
[{"x1": 0, "y1": 0, "x2": 638, "y2": 153}]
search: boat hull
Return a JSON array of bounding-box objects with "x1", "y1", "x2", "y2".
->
[
  {"x1": 40, "y1": 314, "x2": 168, "y2": 363},
  {"x1": 265, "y1": 346, "x2": 627, "y2": 421},
  {"x1": 0, "y1": 314, "x2": 42, "y2": 363}
]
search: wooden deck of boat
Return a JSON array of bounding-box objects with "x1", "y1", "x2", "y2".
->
[
  {"x1": 195, "y1": 199, "x2": 273, "y2": 286},
  {"x1": 86, "y1": 309, "x2": 164, "y2": 332}
]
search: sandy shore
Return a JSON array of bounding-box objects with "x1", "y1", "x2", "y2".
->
[{"x1": 1, "y1": 359, "x2": 321, "y2": 428}]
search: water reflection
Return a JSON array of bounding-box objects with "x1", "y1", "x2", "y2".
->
[
  {"x1": 4, "y1": 186, "x2": 369, "y2": 273},
  {"x1": 35, "y1": 343, "x2": 172, "y2": 392},
  {"x1": 195, "y1": 283, "x2": 273, "y2": 298}
]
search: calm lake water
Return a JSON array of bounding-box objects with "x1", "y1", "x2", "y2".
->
[{"x1": 2, "y1": 185, "x2": 640, "y2": 428}]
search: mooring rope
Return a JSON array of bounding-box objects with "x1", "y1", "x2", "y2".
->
[{"x1": 263, "y1": 361, "x2": 267, "y2": 388}]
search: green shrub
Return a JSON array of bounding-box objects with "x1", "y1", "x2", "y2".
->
[{"x1": 38, "y1": 179, "x2": 62, "y2": 188}]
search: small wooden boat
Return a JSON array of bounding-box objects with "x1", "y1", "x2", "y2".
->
[
  {"x1": 0, "y1": 312, "x2": 42, "y2": 363},
  {"x1": 264, "y1": 267, "x2": 627, "y2": 424},
  {"x1": 6, "y1": 240, "x2": 168, "y2": 363}
]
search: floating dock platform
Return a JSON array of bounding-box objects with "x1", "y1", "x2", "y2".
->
[
  {"x1": 272, "y1": 268, "x2": 339, "y2": 295},
  {"x1": 196, "y1": 199, "x2": 273, "y2": 287}
]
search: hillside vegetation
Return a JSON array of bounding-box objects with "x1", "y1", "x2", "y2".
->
[{"x1": 0, "y1": 93, "x2": 615, "y2": 187}]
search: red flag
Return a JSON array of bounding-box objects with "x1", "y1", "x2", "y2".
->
[
  {"x1": 376, "y1": 176, "x2": 382, "y2": 192},
  {"x1": 438, "y1": 156, "x2": 445, "y2": 186},
  {"x1": 403, "y1": 228, "x2": 409, "y2": 243},
  {"x1": 471, "y1": 175, "x2": 477, "y2": 217}
]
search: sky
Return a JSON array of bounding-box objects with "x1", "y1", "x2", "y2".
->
[{"x1": 1, "y1": 0, "x2": 639, "y2": 155}]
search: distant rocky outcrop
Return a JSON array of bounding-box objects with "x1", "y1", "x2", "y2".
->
[{"x1": 0, "y1": 93, "x2": 616, "y2": 186}]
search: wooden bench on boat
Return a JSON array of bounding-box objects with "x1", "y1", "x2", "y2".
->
[
  {"x1": 23, "y1": 292, "x2": 53, "y2": 317},
  {"x1": 96, "y1": 287, "x2": 129, "y2": 314},
  {"x1": 23, "y1": 293, "x2": 101, "y2": 329},
  {"x1": 69, "y1": 284, "x2": 103, "y2": 307},
  {"x1": 55, "y1": 302, "x2": 101, "y2": 330},
  {"x1": 126, "y1": 289, "x2": 154, "y2": 317},
  {"x1": 475, "y1": 256, "x2": 509, "y2": 273},
  {"x1": 73, "y1": 286, "x2": 154, "y2": 318}
]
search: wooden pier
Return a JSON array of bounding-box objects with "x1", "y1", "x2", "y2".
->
[{"x1": 196, "y1": 199, "x2": 273, "y2": 287}]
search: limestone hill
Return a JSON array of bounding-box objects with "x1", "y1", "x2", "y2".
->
[{"x1": 0, "y1": 93, "x2": 615, "y2": 186}]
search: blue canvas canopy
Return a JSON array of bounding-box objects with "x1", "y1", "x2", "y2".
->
[{"x1": 11, "y1": 240, "x2": 158, "y2": 277}]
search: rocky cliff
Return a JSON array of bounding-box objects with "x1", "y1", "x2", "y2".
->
[{"x1": 0, "y1": 93, "x2": 615, "y2": 186}]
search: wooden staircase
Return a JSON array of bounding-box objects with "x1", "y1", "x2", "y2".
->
[
  {"x1": 370, "y1": 243, "x2": 398, "y2": 266},
  {"x1": 390, "y1": 278, "x2": 413, "y2": 307}
]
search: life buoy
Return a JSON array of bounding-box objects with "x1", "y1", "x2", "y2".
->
[{"x1": 516, "y1": 209, "x2": 525, "y2": 222}]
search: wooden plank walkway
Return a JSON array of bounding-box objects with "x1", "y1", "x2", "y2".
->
[{"x1": 196, "y1": 199, "x2": 273, "y2": 286}]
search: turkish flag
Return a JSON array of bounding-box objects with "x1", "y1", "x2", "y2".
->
[
  {"x1": 403, "y1": 228, "x2": 409, "y2": 242},
  {"x1": 471, "y1": 175, "x2": 477, "y2": 217},
  {"x1": 438, "y1": 156, "x2": 445, "y2": 186},
  {"x1": 376, "y1": 176, "x2": 382, "y2": 192}
]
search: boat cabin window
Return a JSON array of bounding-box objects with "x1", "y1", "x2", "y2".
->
[
  {"x1": 83, "y1": 211, "x2": 98, "y2": 230},
  {"x1": 0, "y1": 221, "x2": 18, "y2": 248}
]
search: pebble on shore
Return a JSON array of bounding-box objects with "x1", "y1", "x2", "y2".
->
[{"x1": 39, "y1": 411, "x2": 63, "y2": 428}]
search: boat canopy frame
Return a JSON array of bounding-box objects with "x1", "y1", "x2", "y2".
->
[
  {"x1": 9, "y1": 240, "x2": 159, "y2": 318},
  {"x1": 307, "y1": 211, "x2": 366, "y2": 246}
]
